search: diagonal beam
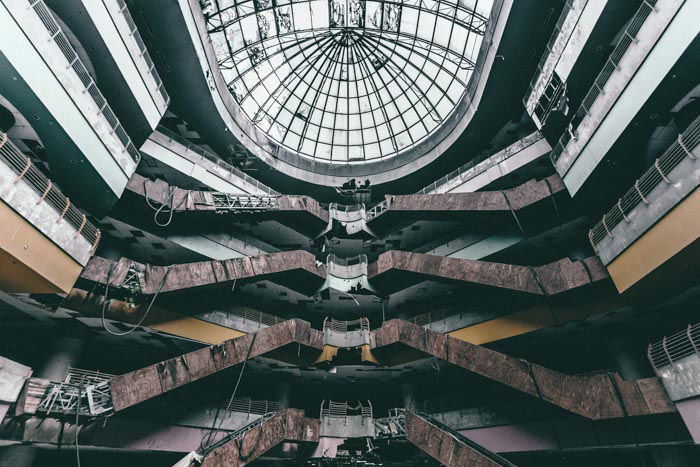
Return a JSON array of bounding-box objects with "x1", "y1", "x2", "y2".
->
[{"x1": 371, "y1": 320, "x2": 675, "y2": 420}]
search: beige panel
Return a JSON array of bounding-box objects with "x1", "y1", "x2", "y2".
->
[
  {"x1": 448, "y1": 294, "x2": 623, "y2": 345},
  {"x1": 607, "y1": 188, "x2": 700, "y2": 293},
  {"x1": 0, "y1": 200, "x2": 82, "y2": 293}
]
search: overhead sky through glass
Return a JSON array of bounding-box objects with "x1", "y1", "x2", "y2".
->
[{"x1": 207, "y1": 0, "x2": 492, "y2": 163}]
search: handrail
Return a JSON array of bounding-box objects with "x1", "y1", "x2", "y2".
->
[
  {"x1": 156, "y1": 125, "x2": 280, "y2": 196},
  {"x1": 323, "y1": 317, "x2": 370, "y2": 332},
  {"x1": 550, "y1": 0, "x2": 658, "y2": 164},
  {"x1": 589, "y1": 115, "x2": 700, "y2": 248},
  {"x1": 523, "y1": 0, "x2": 581, "y2": 107},
  {"x1": 114, "y1": 0, "x2": 170, "y2": 105},
  {"x1": 0, "y1": 131, "x2": 101, "y2": 250},
  {"x1": 408, "y1": 308, "x2": 457, "y2": 327},
  {"x1": 321, "y1": 400, "x2": 373, "y2": 418},
  {"x1": 29, "y1": 0, "x2": 140, "y2": 164},
  {"x1": 412, "y1": 411, "x2": 517, "y2": 466},
  {"x1": 200, "y1": 411, "x2": 278, "y2": 456},
  {"x1": 648, "y1": 322, "x2": 700, "y2": 372},
  {"x1": 416, "y1": 132, "x2": 544, "y2": 194},
  {"x1": 215, "y1": 304, "x2": 285, "y2": 327}
]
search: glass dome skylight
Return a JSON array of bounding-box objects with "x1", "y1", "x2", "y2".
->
[{"x1": 207, "y1": 0, "x2": 492, "y2": 163}]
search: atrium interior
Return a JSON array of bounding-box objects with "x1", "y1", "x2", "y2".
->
[{"x1": 0, "y1": 0, "x2": 699, "y2": 465}]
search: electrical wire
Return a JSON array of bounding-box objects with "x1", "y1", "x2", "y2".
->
[
  {"x1": 200, "y1": 331, "x2": 259, "y2": 453},
  {"x1": 101, "y1": 265, "x2": 173, "y2": 336}
]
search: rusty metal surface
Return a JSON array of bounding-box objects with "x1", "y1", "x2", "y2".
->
[
  {"x1": 372, "y1": 320, "x2": 674, "y2": 420},
  {"x1": 80, "y1": 250, "x2": 325, "y2": 295},
  {"x1": 201, "y1": 409, "x2": 318, "y2": 467},
  {"x1": 110, "y1": 320, "x2": 323, "y2": 411},
  {"x1": 368, "y1": 252, "x2": 608, "y2": 295},
  {"x1": 404, "y1": 411, "x2": 506, "y2": 466}
]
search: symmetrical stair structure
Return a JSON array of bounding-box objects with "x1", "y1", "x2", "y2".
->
[{"x1": 1, "y1": 0, "x2": 697, "y2": 464}]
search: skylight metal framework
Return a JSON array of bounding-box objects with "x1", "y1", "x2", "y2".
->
[{"x1": 206, "y1": 0, "x2": 491, "y2": 163}]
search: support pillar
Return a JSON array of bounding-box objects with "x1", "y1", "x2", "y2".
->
[
  {"x1": 605, "y1": 334, "x2": 653, "y2": 380},
  {"x1": 401, "y1": 381, "x2": 416, "y2": 410},
  {"x1": 274, "y1": 380, "x2": 292, "y2": 409},
  {"x1": 36, "y1": 333, "x2": 85, "y2": 381}
]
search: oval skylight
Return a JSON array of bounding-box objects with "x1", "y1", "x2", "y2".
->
[{"x1": 207, "y1": 0, "x2": 492, "y2": 163}]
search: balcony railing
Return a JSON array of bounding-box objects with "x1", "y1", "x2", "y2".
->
[
  {"x1": 215, "y1": 304, "x2": 285, "y2": 327},
  {"x1": 156, "y1": 125, "x2": 280, "y2": 196},
  {"x1": 648, "y1": 322, "x2": 700, "y2": 372},
  {"x1": 589, "y1": 115, "x2": 700, "y2": 248},
  {"x1": 29, "y1": 0, "x2": 140, "y2": 164},
  {"x1": 0, "y1": 132, "x2": 101, "y2": 250},
  {"x1": 550, "y1": 0, "x2": 658, "y2": 164},
  {"x1": 114, "y1": 0, "x2": 170, "y2": 105},
  {"x1": 523, "y1": 0, "x2": 580, "y2": 109}
]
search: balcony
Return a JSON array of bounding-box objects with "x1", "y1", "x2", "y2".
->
[
  {"x1": 45, "y1": 0, "x2": 169, "y2": 144},
  {"x1": 0, "y1": 0, "x2": 139, "y2": 215},
  {"x1": 140, "y1": 126, "x2": 279, "y2": 195},
  {"x1": 590, "y1": 116, "x2": 699, "y2": 296},
  {"x1": 417, "y1": 132, "x2": 551, "y2": 194},
  {"x1": 0, "y1": 132, "x2": 99, "y2": 293},
  {"x1": 549, "y1": 0, "x2": 698, "y2": 195}
]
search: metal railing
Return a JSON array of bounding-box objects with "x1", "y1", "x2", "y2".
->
[
  {"x1": 413, "y1": 412, "x2": 517, "y2": 466},
  {"x1": 209, "y1": 192, "x2": 278, "y2": 211},
  {"x1": 214, "y1": 396, "x2": 281, "y2": 415},
  {"x1": 29, "y1": 0, "x2": 140, "y2": 164},
  {"x1": 321, "y1": 400, "x2": 373, "y2": 419},
  {"x1": 550, "y1": 0, "x2": 658, "y2": 164},
  {"x1": 648, "y1": 322, "x2": 700, "y2": 372},
  {"x1": 0, "y1": 132, "x2": 101, "y2": 250},
  {"x1": 408, "y1": 308, "x2": 458, "y2": 327},
  {"x1": 589, "y1": 115, "x2": 700, "y2": 248},
  {"x1": 523, "y1": 0, "x2": 581, "y2": 108},
  {"x1": 156, "y1": 125, "x2": 280, "y2": 196},
  {"x1": 199, "y1": 411, "x2": 278, "y2": 457},
  {"x1": 114, "y1": 0, "x2": 170, "y2": 105},
  {"x1": 416, "y1": 132, "x2": 545, "y2": 194},
  {"x1": 216, "y1": 304, "x2": 285, "y2": 327},
  {"x1": 322, "y1": 317, "x2": 370, "y2": 333},
  {"x1": 36, "y1": 368, "x2": 114, "y2": 417},
  {"x1": 366, "y1": 198, "x2": 391, "y2": 220}
]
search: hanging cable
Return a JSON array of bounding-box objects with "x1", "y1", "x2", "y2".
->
[
  {"x1": 74, "y1": 377, "x2": 84, "y2": 467},
  {"x1": 101, "y1": 265, "x2": 173, "y2": 336},
  {"x1": 143, "y1": 179, "x2": 190, "y2": 227},
  {"x1": 200, "y1": 331, "x2": 259, "y2": 453}
]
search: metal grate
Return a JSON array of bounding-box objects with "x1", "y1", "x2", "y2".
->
[
  {"x1": 648, "y1": 322, "x2": 700, "y2": 372},
  {"x1": 588, "y1": 115, "x2": 700, "y2": 248},
  {"x1": 209, "y1": 193, "x2": 278, "y2": 212},
  {"x1": 114, "y1": 0, "x2": 170, "y2": 105},
  {"x1": 0, "y1": 132, "x2": 101, "y2": 250},
  {"x1": 28, "y1": 0, "x2": 140, "y2": 163},
  {"x1": 550, "y1": 0, "x2": 658, "y2": 164},
  {"x1": 36, "y1": 368, "x2": 114, "y2": 417},
  {"x1": 156, "y1": 125, "x2": 280, "y2": 196}
]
